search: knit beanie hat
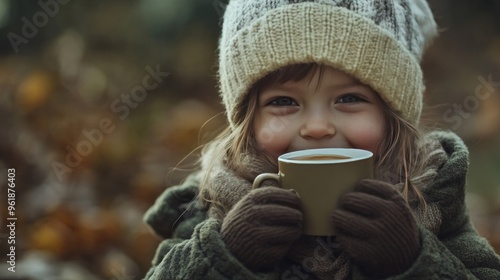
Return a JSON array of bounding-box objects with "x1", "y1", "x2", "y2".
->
[{"x1": 218, "y1": 0, "x2": 438, "y2": 127}]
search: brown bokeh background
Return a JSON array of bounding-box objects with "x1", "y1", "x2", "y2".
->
[{"x1": 0, "y1": 1, "x2": 499, "y2": 279}]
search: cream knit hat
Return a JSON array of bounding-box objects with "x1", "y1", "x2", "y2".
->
[{"x1": 218, "y1": 0, "x2": 438, "y2": 127}]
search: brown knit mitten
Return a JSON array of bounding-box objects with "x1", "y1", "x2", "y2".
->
[
  {"x1": 331, "y1": 179, "x2": 421, "y2": 278},
  {"x1": 221, "y1": 187, "x2": 303, "y2": 271}
]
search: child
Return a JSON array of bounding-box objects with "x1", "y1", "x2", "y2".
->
[{"x1": 143, "y1": 0, "x2": 500, "y2": 279}]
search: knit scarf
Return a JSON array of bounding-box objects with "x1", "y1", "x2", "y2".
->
[{"x1": 200, "y1": 135, "x2": 449, "y2": 279}]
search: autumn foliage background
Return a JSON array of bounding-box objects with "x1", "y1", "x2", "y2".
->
[{"x1": 0, "y1": 1, "x2": 499, "y2": 279}]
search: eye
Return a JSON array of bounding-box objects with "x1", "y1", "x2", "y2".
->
[
  {"x1": 336, "y1": 94, "x2": 365, "y2": 104},
  {"x1": 268, "y1": 97, "x2": 298, "y2": 106}
]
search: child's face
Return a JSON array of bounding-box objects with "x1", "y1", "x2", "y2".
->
[{"x1": 253, "y1": 66, "x2": 386, "y2": 160}]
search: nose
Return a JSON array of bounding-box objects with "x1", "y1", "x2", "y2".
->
[{"x1": 299, "y1": 111, "x2": 335, "y2": 140}]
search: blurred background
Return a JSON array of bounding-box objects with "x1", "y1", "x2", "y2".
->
[{"x1": 0, "y1": 0, "x2": 499, "y2": 279}]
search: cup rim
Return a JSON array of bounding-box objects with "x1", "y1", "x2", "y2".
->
[{"x1": 279, "y1": 148, "x2": 373, "y2": 164}]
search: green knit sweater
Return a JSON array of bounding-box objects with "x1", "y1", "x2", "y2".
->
[{"x1": 143, "y1": 131, "x2": 500, "y2": 279}]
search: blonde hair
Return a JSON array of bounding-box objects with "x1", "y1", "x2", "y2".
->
[{"x1": 199, "y1": 63, "x2": 428, "y2": 208}]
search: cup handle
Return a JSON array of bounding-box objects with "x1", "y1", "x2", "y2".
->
[{"x1": 252, "y1": 173, "x2": 280, "y2": 189}]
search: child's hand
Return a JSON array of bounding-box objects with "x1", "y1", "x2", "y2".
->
[
  {"x1": 331, "y1": 179, "x2": 421, "y2": 278},
  {"x1": 221, "y1": 187, "x2": 303, "y2": 271}
]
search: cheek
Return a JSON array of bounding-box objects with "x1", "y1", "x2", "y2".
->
[
  {"x1": 347, "y1": 119, "x2": 385, "y2": 153},
  {"x1": 254, "y1": 117, "x2": 292, "y2": 157}
]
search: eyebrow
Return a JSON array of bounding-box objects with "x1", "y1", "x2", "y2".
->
[
  {"x1": 324, "y1": 81, "x2": 368, "y2": 91},
  {"x1": 261, "y1": 79, "x2": 370, "y2": 98}
]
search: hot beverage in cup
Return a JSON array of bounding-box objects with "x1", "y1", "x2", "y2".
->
[
  {"x1": 291, "y1": 154, "x2": 351, "y2": 161},
  {"x1": 253, "y1": 148, "x2": 373, "y2": 236}
]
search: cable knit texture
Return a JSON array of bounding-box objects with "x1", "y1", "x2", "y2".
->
[{"x1": 218, "y1": 0, "x2": 438, "y2": 127}]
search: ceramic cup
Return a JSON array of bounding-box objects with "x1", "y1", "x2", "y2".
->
[{"x1": 252, "y1": 148, "x2": 373, "y2": 236}]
